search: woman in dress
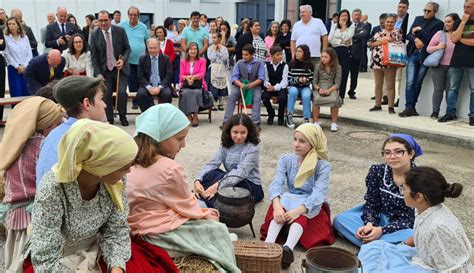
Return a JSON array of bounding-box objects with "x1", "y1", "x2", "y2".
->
[
  {"x1": 359, "y1": 167, "x2": 472, "y2": 272},
  {"x1": 328, "y1": 9, "x2": 354, "y2": 99},
  {"x1": 312, "y1": 47, "x2": 342, "y2": 132},
  {"x1": 260, "y1": 123, "x2": 336, "y2": 268},
  {"x1": 127, "y1": 104, "x2": 240, "y2": 273},
  {"x1": 24, "y1": 119, "x2": 177, "y2": 273},
  {"x1": 194, "y1": 113, "x2": 264, "y2": 208},
  {"x1": 62, "y1": 33, "x2": 93, "y2": 77},
  {"x1": 0, "y1": 97, "x2": 63, "y2": 273},
  {"x1": 264, "y1": 21, "x2": 280, "y2": 62},
  {"x1": 207, "y1": 32, "x2": 229, "y2": 111},
  {"x1": 179, "y1": 42, "x2": 208, "y2": 127},
  {"x1": 333, "y1": 134, "x2": 422, "y2": 247},
  {"x1": 3, "y1": 16, "x2": 32, "y2": 97}
]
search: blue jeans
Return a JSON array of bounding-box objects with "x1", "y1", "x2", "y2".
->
[
  {"x1": 404, "y1": 52, "x2": 428, "y2": 109},
  {"x1": 446, "y1": 67, "x2": 474, "y2": 117},
  {"x1": 287, "y1": 86, "x2": 312, "y2": 118}
]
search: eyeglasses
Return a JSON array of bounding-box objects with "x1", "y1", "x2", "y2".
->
[
  {"x1": 381, "y1": 149, "x2": 407, "y2": 158},
  {"x1": 424, "y1": 9, "x2": 433, "y2": 13}
]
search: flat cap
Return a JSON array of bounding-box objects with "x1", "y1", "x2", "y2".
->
[{"x1": 53, "y1": 76, "x2": 102, "y2": 109}]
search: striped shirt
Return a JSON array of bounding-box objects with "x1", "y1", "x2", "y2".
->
[
  {"x1": 288, "y1": 64, "x2": 314, "y2": 87},
  {"x1": 3, "y1": 133, "x2": 43, "y2": 230}
]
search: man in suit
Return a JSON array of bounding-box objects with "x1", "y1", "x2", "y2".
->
[
  {"x1": 24, "y1": 49, "x2": 65, "y2": 94},
  {"x1": 90, "y1": 10, "x2": 131, "y2": 126},
  {"x1": 136, "y1": 38, "x2": 173, "y2": 112},
  {"x1": 359, "y1": 15, "x2": 371, "y2": 72},
  {"x1": 348, "y1": 9, "x2": 371, "y2": 100},
  {"x1": 396, "y1": 0, "x2": 410, "y2": 42},
  {"x1": 326, "y1": 13, "x2": 339, "y2": 33},
  {"x1": 370, "y1": 13, "x2": 387, "y2": 40},
  {"x1": 10, "y1": 9, "x2": 38, "y2": 56},
  {"x1": 45, "y1": 7, "x2": 79, "y2": 52}
]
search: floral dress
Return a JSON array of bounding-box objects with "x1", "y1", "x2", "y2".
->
[{"x1": 370, "y1": 29, "x2": 403, "y2": 70}]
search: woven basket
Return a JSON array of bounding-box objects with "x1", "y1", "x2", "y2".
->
[
  {"x1": 173, "y1": 255, "x2": 219, "y2": 273},
  {"x1": 0, "y1": 172, "x2": 5, "y2": 237},
  {"x1": 233, "y1": 240, "x2": 282, "y2": 273}
]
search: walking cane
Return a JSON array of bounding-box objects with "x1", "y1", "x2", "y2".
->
[{"x1": 114, "y1": 56, "x2": 123, "y2": 117}]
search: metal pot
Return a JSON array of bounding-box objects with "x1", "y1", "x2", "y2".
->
[{"x1": 301, "y1": 246, "x2": 362, "y2": 273}]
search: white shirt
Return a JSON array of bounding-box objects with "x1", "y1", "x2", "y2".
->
[
  {"x1": 328, "y1": 24, "x2": 355, "y2": 47},
  {"x1": 291, "y1": 18, "x2": 328, "y2": 57},
  {"x1": 264, "y1": 61, "x2": 289, "y2": 91},
  {"x1": 4, "y1": 35, "x2": 32, "y2": 68},
  {"x1": 62, "y1": 51, "x2": 94, "y2": 76}
]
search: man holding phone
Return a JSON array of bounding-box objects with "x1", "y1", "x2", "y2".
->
[{"x1": 44, "y1": 6, "x2": 79, "y2": 52}]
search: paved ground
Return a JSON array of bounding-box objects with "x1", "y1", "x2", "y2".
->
[{"x1": 1, "y1": 71, "x2": 473, "y2": 272}]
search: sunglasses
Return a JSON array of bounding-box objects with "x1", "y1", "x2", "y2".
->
[{"x1": 424, "y1": 9, "x2": 433, "y2": 13}]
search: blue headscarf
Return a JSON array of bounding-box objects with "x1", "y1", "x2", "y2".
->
[
  {"x1": 134, "y1": 103, "x2": 190, "y2": 142},
  {"x1": 389, "y1": 133, "x2": 423, "y2": 158}
]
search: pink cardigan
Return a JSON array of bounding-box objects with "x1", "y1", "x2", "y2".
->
[
  {"x1": 126, "y1": 156, "x2": 219, "y2": 236},
  {"x1": 427, "y1": 30, "x2": 455, "y2": 66},
  {"x1": 179, "y1": 57, "x2": 208, "y2": 91}
]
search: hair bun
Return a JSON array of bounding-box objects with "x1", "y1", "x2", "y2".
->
[{"x1": 444, "y1": 183, "x2": 463, "y2": 198}]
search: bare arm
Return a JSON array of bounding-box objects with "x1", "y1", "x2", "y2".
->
[
  {"x1": 290, "y1": 40, "x2": 296, "y2": 60},
  {"x1": 452, "y1": 14, "x2": 469, "y2": 43},
  {"x1": 322, "y1": 35, "x2": 329, "y2": 50}
]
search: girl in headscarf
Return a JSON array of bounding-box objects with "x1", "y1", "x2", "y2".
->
[
  {"x1": 260, "y1": 123, "x2": 336, "y2": 269},
  {"x1": 127, "y1": 104, "x2": 240, "y2": 273},
  {"x1": 0, "y1": 96, "x2": 63, "y2": 273},
  {"x1": 24, "y1": 119, "x2": 177, "y2": 273},
  {"x1": 333, "y1": 134, "x2": 423, "y2": 247}
]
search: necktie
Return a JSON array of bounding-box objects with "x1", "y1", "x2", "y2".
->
[
  {"x1": 151, "y1": 57, "x2": 160, "y2": 87},
  {"x1": 49, "y1": 67, "x2": 54, "y2": 79},
  {"x1": 61, "y1": 23, "x2": 66, "y2": 35},
  {"x1": 105, "y1": 31, "x2": 114, "y2": 71}
]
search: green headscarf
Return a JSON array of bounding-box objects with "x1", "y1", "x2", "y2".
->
[{"x1": 134, "y1": 103, "x2": 190, "y2": 142}]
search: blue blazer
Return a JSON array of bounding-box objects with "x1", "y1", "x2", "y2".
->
[
  {"x1": 406, "y1": 16, "x2": 443, "y2": 61},
  {"x1": 24, "y1": 54, "x2": 65, "y2": 95}
]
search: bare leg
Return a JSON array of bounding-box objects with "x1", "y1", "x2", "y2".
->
[
  {"x1": 312, "y1": 106, "x2": 321, "y2": 122},
  {"x1": 330, "y1": 107, "x2": 339, "y2": 123}
]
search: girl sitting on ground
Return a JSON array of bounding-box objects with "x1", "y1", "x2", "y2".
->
[
  {"x1": 359, "y1": 166, "x2": 473, "y2": 272},
  {"x1": 333, "y1": 134, "x2": 422, "y2": 247},
  {"x1": 260, "y1": 123, "x2": 336, "y2": 268},
  {"x1": 127, "y1": 104, "x2": 239, "y2": 273},
  {"x1": 194, "y1": 113, "x2": 264, "y2": 208}
]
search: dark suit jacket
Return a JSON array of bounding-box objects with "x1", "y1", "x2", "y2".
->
[
  {"x1": 22, "y1": 23, "x2": 38, "y2": 55},
  {"x1": 24, "y1": 54, "x2": 65, "y2": 94},
  {"x1": 0, "y1": 26, "x2": 6, "y2": 67},
  {"x1": 406, "y1": 16, "x2": 443, "y2": 61},
  {"x1": 400, "y1": 13, "x2": 410, "y2": 42},
  {"x1": 90, "y1": 25, "x2": 131, "y2": 77},
  {"x1": 351, "y1": 22, "x2": 371, "y2": 59},
  {"x1": 370, "y1": 25, "x2": 383, "y2": 40},
  {"x1": 137, "y1": 54, "x2": 172, "y2": 89},
  {"x1": 45, "y1": 22, "x2": 79, "y2": 52}
]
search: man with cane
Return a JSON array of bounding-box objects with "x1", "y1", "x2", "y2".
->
[{"x1": 90, "y1": 10, "x2": 131, "y2": 126}]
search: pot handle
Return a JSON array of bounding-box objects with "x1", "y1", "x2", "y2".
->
[{"x1": 301, "y1": 258, "x2": 306, "y2": 273}]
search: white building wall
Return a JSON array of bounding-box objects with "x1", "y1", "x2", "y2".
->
[{"x1": 341, "y1": 0, "x2": 470, "y2": 118}]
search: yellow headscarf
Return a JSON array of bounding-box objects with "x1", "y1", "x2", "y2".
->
[
  {"x1": 294, "y1": 124, "x2": 329, "y2": 188},
  {"x1": 0, "y1": 96, "x2": 63, "y2": 171},
  {"x1": 51, "y1": 119, "x2": 138, "y2": 212}
]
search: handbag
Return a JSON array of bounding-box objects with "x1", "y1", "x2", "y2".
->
[
  {"x1": 382, "y1": 42, "x2": 407, "y2": 67},
  {"x1": 423, "y1": 31, "x2": 446, "y2": 67},
  {"x1": 201, "y1": 89, "x2": 214, "y2": 109}
]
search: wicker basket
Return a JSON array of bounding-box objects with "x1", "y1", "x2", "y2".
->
[
  {"x1": 173, "y1": 255, "x2": 219, "y2": 273},
  {"x1": 0, "y1": 172, "x2": 5, "y2": 237},
  {"x1": 233, "y1": 240, "x2": 282, "y2": 273}
]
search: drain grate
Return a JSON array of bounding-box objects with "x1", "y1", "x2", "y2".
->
[{"x1": 348, "y1": 131, "x2": 388, "y2": 140}]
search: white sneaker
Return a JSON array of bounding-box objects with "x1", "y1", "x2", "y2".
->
[
  {"x1": 285, "y1": 114, "x2": 295, "y2": 129},
  {"x1": 313, "y1": 121, "x2": 321, "y2": 126},
  {"x1": 229, "y1": 233, "x2": 239, "y2": 242},
  {"x1": 330, "y1": 123, "x2": 338, "y2": 132}
]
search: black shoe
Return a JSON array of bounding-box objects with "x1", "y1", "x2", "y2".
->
[
  {"x1": 369, "y1": 106, "x2": 382, "y2": 112},
  {"x1": 281, "y1": 246, "x2": 294, "y2": 269},
  {"x1": 394, "y1": 99, "x2": 399, "y2": 107},
  {"x1": 359, "y1": 68, "x2": 368, "y2": 72},
  {"x1": 430, "y1": 112, "x2": 439, "y2": 119},
  {"x1": 267, "y1": 116, "x2": 274, "y2": 125},
  {"x1": 470, "y1": 117, "x2": 474, "y2": 126},
  {"x1": 108, "y1": 119, "x2": 114, "y2": 125},
  {"x1": 278, "y1": 117, "x2": 284, "y2": 125},
  {"x1": 349, "y1": 94, "x2": 357, "y2": 100},
  {"x1": 438, "y1": 113, "x2": 457, "y2": 123},
  {"x1": 120, "y1": 117, "x2": 129, "y2": 126},
  {"x1": 218, "y1": 105, "x2": 224, "y2": 111},
  {"x1": 399, "y1": 108, "x2": 416, "y2": 117},
  {"x1": 388, "y1": 107, "x2": 395, "y2": 114},
  {"x1": 381, "y1": 96, "x2": 388, "y2": 105},
  {"x1": 132, "y1": 104, "x2": 139, "y2": 110},
  {"x1": 371, "y1": 96, "x2": 375, "y2": 100},
  {"x1": 211, "y1": 106, "x2": 218, "y2": 111}
]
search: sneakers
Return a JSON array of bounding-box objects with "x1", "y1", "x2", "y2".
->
[
  {"x1": 229, "y1": 233, "x2": 238, "y2": 242},
  {"x1": 313, "y1": 121, "x2": 321, "y2": 126},
  {"x1": 438, "y1": 113, "x2": 457, "y2": 123},
  {"x1": 330, "y1": 123, "x2": 338, "y2": 132},
  {"x1": 286, "y1": 114, "x2": 295, "y2": 129}
]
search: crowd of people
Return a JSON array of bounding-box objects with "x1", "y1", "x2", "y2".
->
[{"x1": 0, "y1": 1, "x2": 473, "y2": 273}]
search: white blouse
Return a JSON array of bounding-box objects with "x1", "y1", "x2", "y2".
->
[
  {"x1": 328, "y1": 23, "x2": 355, "y2": 48},
  {"x1": 62, "y1": 51, "x2": 94, "y2": 77},
  {"x1": 4, "y1": 34, "x2": 32, "y2": 68},
  {"x1": 412, "y1": 204, "x2": 472, "y2": 272}
]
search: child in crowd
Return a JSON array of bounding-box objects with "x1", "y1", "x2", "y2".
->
[
  {"x1": 0, "y1": 97, "x2": 63, "y2": 273},
  {"x1": 195, "y1": 113, "x2": 264, "y2": 208},
  {"x1": 127, "y1": 104, "x2": 239, "y2": 273},
  {"x1": 207, "y1": 32, "x2": 229, "y2": 111},
  {"x1": 333, "y1": 134, "x2": 422, "y2": 247},
  {"x1": 262, "y1": 45, "x2": 289, "y2": 126},
  {"x1": 286, "y1": 45, "x2": 314, "y2": 128},
  {"x1": 222, "y1": 44, "x2": 265, "y2": 128},
  {"x1": 260, "y1": 123, "x2": 336, "y2": 268},
  {"x1": 359, "y1": 167, "x2": 473, "y2": 272},
  {"x1": 312, "y1": 47, "x2": 342, "y2": 132}
]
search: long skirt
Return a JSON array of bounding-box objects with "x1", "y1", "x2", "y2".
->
[
  {"x1": 7, "y1": 66, "x2": 29, "y2": 97},
  {"x1": 179, "y1": 88, "x2": 203, "y2": 115},
  {"x1": 23, "y1": 237, "x2": 178, "y2": 273},
  {"x1": 333, "y1": 205, "x2": 413, "y2": 247},
  {"x1": 259, "y1": 203, "x2": 336, "y2": 250},
  {"x1": 142, "y1": 219, "x2": 241, "y2": 273},
  {"x1": 5, "y1": 229, "x2": 29, "y2": 273}
]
